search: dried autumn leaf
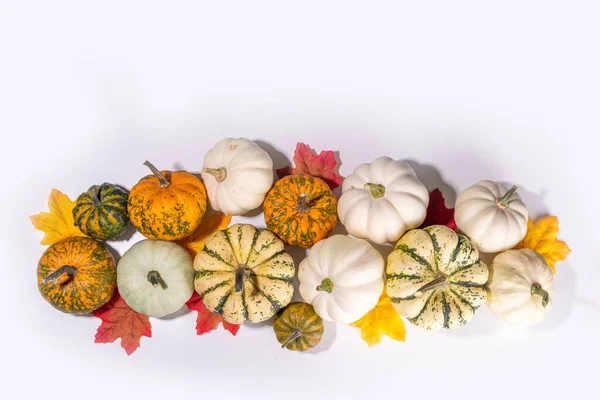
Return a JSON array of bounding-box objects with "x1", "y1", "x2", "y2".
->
[
  {"x1": 177, "y1": 213, "x2": 232, "y2": 258},
  {"x1": 513, "y1": 216, "x2": 571, "y2": 273},
  {"x1": 351, "y1": 292, "x2": 406, "y2": 347},
  {"x1": 30, "y1": 188, "x2": 86, "y2": 245},
  {"x1": 276, "y1": 142, "x2": 343, "y2": 190},
  {"x1": 420, "y1": 189, "x2": 457, "y2": 230},
  {"x1": 93, "y1": 291, "x2": 152, "y2": 355},
  {"x1": 186, "y1": 292, "x2": 240, "y2": 336}
]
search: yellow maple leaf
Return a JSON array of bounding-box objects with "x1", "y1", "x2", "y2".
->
[
  {"x1": 30, "y1": 189, "x2": 86, "y2": 245},
  {"x1": 513, "y1": 216, "x2": 571, "y2": 273},
  {"x1": 177, "y1": 213, "x2": 232, "y2": 258},
  {"x1": 350, "y1": 292, "x2": 406, "y2": 347}
]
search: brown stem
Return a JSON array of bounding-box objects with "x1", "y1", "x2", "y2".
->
[
  {"x1": 43, "y1": 265, "x2": 77, "y2": 284},
  {"x1": 281, "y1": 329, "x2": 303, "y2": 349},
  {"x1": 92, "y1": 185, "x2": 102, "y2": 207},
  {"x1": 143, "y1": 160, "x2": 170, "y2": 188},
  {"x1": 235, "y1": 266, "x2": 246, "y2": 292},
  {"x1": 414, "y1": 275, "x2": 447, "y2": 297},
  {"x1": 147, "y1": 270, "x2": 168, "y2": 289},
  {"x1": 531, "y1": 283, "x2": 549, "y2": 307},
  {"x1": 296, "y1": 194, "x2": 309, "y2": 213},
  {"x1": 496, "y1": 185, "x2": 518, "y2": 209},
  {"x1": 203, "y1": 167, "x2": 227, "y2": 182}
]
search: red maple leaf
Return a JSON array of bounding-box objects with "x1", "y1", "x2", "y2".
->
[
  {"x1": 276, "y1": 142, "x2": 343, "y2": 189},
  {"x1": 420, "y1": 189, "x2": 457, "y2": 230},
  {"x1": 186, "y1": 292, "x2": 240, "y2": 336},
  {"x1": 93, "y1": 291, "x2": 152, "y2": 355}
]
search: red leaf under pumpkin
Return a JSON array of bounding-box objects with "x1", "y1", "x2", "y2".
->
[
  {"x1": 186, "y1": 292, "x2": 240, "y2": 336},
  {"x1": 420, "y1": 189, "x2": 457, "y2": 230},
  {"x1": 93, "y1": 291, "x2": 151, "y2": 355},
  {"x1": 276, "y1": 142, "x2": 343, "y2": 190}
]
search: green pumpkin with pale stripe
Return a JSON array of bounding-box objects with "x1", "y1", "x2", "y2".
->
[
  {"x1": 193, "y1": 223, "x2": 295, "y2": 324},
  {"x1": 72, "y1": 183, "x2": 129, "y2": 240},
  {"x1": 386, "y1": 225, "x2": 489, "y2": 331}
]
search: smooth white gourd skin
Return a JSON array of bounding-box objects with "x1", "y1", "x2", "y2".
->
[
  {"x1": 337, "y1": 156, "x2": 429, "y2": 244},
  {"x1": 202, "y1": 138, "x2": 274, "y2": 216},
  {"x1": 455, "y1": 180, "x2": 528, "y2": 253},
  {"x1": 298, "y1": 235, "x2": 385, "y2": 324},
  {"x1": 117, "y1": 240, "x2": 194, "y2": 317},
  {"x1": 487, "y1": 249, "x2": 554, "y2": 328}
]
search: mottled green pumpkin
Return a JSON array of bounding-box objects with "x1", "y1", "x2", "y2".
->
[
  {"x1": 72, "y1": 183, "x2": 129, "y2": 240},
  {"x1": 274, "y1": 302, "x2": 324, "y2": 351}
]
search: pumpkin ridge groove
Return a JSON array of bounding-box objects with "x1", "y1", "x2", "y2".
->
[
  {"x1": 213, "y1": 291, "x2": 232, "y2": 315},
  {"x1": 201, "y1": 279, "x2": 233, "y2": 296},
  {"x1": 395, "y1": 244, "x2": 434, "y2": 272},
  {"x1": 251, "y1": 249, "x2": 286, "y2": 269},
  {"x1": 202, "y1": 248, "x2": 237, "y2": 269},
  {"x1": 451, "y1": 280, "x2": 486, "y2": 288},
  {"x1": 449, "y1": 288, "x2": 475, "y2": 312},
  {"x1": 247, "y1": 276, "x2": 281, "y2": 311},
  {"x1": 245, "y1": 228, "x2": 262, "y2": 266},
  {"x1": 408, "y1": 291, "x2": 435, "y2": 323},
  {"x1": 442, "y1": 292, "x2": 451, "y2": 328}
]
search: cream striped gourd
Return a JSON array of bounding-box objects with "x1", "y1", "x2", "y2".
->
[
  {"x1": 194, "y1": 223, "x2": 295, "y2": 324},
  {"x1": 386, "y1": 225, "x2": 489, "y2": 331}
]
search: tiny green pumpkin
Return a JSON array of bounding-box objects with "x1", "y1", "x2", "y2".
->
[
  {"x1": 72, "y1": 183, "x2": 129, "y2": 240},
  {"x1": 274, "y1": 302, "x2": 324, "y2": 351}
]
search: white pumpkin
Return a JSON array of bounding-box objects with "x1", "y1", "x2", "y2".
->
[
  {"x1": 202, "y1": 138, "x2": 274, "y2": 216},
  {"x1": 117, "y1": 240, "x2": 194, "y2": 317},
  {"x1": 337, "y1": 156, "x2": 429, "y2": 244},
  {"x1": 487, "y1": 249, "x2": 554, "y2": 328},
  {"x1": 298, "y1": 235, "x2": 385, "y2": 324},
  {"x1": 455, "y1": 180, "x2": 528, "y2": 253}
]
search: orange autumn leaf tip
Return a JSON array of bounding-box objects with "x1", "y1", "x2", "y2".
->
[
  {"x1": 177, "y1": 213, "x2": 232, "y2": 258},
  {"x1": 513, "y1": 216, "x2": 571, "y2": 274},
  {"x1": 186, "y1": 292, "x2": 240, "y2": 336},
  {"x1": 276, "y1": 142, "x2": 343, "y2": 190},
  {"x1": 30, "y1": 189, "x2": 86, "y2": 245},
  {"x1": 351, "y1": 293, "x2": 406, "y2": 347}
]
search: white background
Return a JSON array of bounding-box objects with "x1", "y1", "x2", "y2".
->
[{"x1": 1, "y1": 1, "x2": 598, "y2": 399}]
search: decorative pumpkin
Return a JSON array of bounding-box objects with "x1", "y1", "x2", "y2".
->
[
  {"x1": 298, "y1": 235, "x2": 384, "y2": 324},
  {"x1": 338, "y1": 156, "x2": 429, "y2": 244},
  {"x1": 487, "y1": 249, "x2": 554, "y2": 328},
  {"x1": 273, "y1": 302, "x2": 324, "y2": 351},
  {"x1": 454, "y1": 180, "x2": 528, "y2": 253},
  {"x1": 128, "y1": 161, "x2": 207, "y2": 241},
  {"x1": 386, "y1": 225, "x2": 489, "y2": 331},
  {"x1": 202, "y1": 138, "x2": 274, "y2": 216},
  {"x1": 194, "y1": 223, "x2": 295, "y2": 324},
  {"x1": 72, "y1": 183, "x2": 129, "y2": 240},
  {"x1": 264, "y1": 175, "x2": 338, "y2": 248},
  {"x1": 117, "y1": 239, "x2": 194, "y2": 317},
  {"x1": 37, "y1": 236, "x2": 116, "y2": 314}
]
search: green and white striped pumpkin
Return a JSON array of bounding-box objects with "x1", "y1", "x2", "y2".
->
[
  {"x1": 194, "y1": 223, "x2": 295, "y2": 324},
  {"x1": 72, "y1": 183, "x2": 129, "y2": 240},
  {"x1": 386, "y1": 225, "x2": 489, "y2": 331}
]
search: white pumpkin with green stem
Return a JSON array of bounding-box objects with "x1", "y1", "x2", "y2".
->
[
  {"x1": 298, "y1": 235, "x2": 385, "y2": 324},
  {"x1": 337, "y1": 156, "x2": 429, "y2": 244},
  {"x1": 117, "y1": 240, "x2": 194, "y2": 317},
  {"x1": 454, "y1": 180, "x2": 528, "y2": 253},
  {"x1": 487, "y1": 249, "x2": 554, "y2": 328},
  {"x1": 202, "y1": 138, "x2": 274, "y2": 216}
]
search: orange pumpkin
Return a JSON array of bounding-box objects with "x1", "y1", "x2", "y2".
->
[
  {"x1": 263, "y1": 175, "x2": 337, "y2": 248},
  {"x1": 128, "y1": 161, "x2": 207, "y2": 241},
  {"x1": 37, "y1": 236, "x2": 116, "y2": 314}
]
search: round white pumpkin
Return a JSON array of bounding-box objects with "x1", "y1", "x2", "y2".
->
[
  {"x1": 117, "y1": 240, "x2": 194, "y2": 317},
  {"x1": 337, "y1": 156, "x2": 429, "y2": 244},
  {"x1": 455, "y1": 180, "x2": 528, "y2": 253},
  {"x1": 487, "y1": 249, "x2": 554, "y2": 328},
  {"x1": 202, "y1": 138, "x2": 274, "y2": 216},
  {"x1": 298, "y1": 235, "x2": 385, "y2": 324}
]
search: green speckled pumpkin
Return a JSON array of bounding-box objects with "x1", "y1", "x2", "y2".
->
[
  {"x1": 194, "y1": 223, "x2": 295, "y2": 324},
  {"x1": 386, "y1": 225, "x2": 489, "y2": 331},
  {"x1": 72, "y1": 183, "x2": 129, "y2": 240},
  {"x1": 274, "y1": 302, "x2": 324, "y2": 351}
]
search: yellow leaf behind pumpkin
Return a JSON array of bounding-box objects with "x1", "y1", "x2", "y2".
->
[
  {"x1": 177, "y1": 213, "x2": 232, "y2": 258},
  {"x1": 350, "y1": 292, "x2": 406, "y2": 347},
  {"x1": 30, "y1": 189, "x2": 86, "y2": 245},
  {"x1": 513, "y1": 216, "x2": 571, "y2": 274}
]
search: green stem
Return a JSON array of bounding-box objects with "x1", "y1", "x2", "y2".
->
[
  {"x1": 143, "y1": 160, "x2": 170, "y2": 188},
  {"x1": 92, "y1": 185, "x2": 102, "y2": 207},
  {"x1": 235, "y1": 266, "x2": 246, "y2": 292},
  {"x1": 531, "y1": 283, "x2": 549, "y2": 307},
  {"x1": 43, "y1": 265, "x2": 77, "y2": 284},
  {"x1": 203, "y1": 167, "x2": 227, "y2": 182},
  {"x1": 364, "y1": 183, "x2": 386, "y2": 199},
  {"x1": 281, "y1": 329, "x2": 303, "y2": 349},
  {"x1": 496, "y1": 185, "x2": 518, "y2": 209},
  {"x1": 414, "y1": 275, "x2": 447, "y2": 297},
  {"x1": 316, "y1": 277, "x2": 334, "y2": 293},
  {"x1": 147, "y1": 270, "x2": 168, "y2": 289}
]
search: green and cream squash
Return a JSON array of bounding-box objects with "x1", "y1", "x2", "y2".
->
[
  {"x1": 72, "y1": 183, "x2": 129, "y2": 240},
  {"x1": 194, "y1": 223, "x2": 295, "y2": 324},
  {"x1": 386, "y1": 225, "x2": 489, "y2": 331}
]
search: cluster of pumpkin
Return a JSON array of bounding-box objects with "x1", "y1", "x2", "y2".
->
[{"x1": 37, "y1": 138, "x2": 555, "y2": 352}]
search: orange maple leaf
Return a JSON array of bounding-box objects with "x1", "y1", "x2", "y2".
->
[
  {"x1": 351, "y1": 292, "x2": 406, "y2": 347},
  {"x1": 177, "y1": 213, "x2": 232, "y2": 258},
  {"x1": 513, "y1": 216, "x2": 571, "y2": 273},
  {"x1": 30, "y1": 189, "x2": 86, "y2": 245}
]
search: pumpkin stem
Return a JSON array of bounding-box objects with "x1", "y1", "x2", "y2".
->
[
  {"x1": 281, "y1": 329, "x2": 303, "y2": 349},
  {"x1": 203, "y1": 167, "x2": 227, "y2": 182},
  {"x1": 143, "y1": 160, "x2": 170, "y2": 188},
  {"x1": 364, "y1": 183, "x2": 386, "y2": 199},
  {"x1": 147, "y1": 270, "x2": 168, "y2": 289},
  {"x1": 92, "y1": 185, "x2": 102, "y2": 207},
  {"x1": 531, "y1": 283, "x2": 550, "y2": 307},
  {"x1": 316, "y1": 277, "x2": 334, "y2": 293},
  {"x1": 235, "y1": 266, "x2": 246, "y2": 292},
  {"x1": 43, "y1": 265, "x2": 77, "y2": 285},
  {"x1": 296, "y1": 194, "x2": 309, "y2": 213},
  {"x1": 496, "y1": 185, "x2": 519, "y2": 209},
  {"x1": 414, "y1": 275, "x2": 447, "y2": 297}
]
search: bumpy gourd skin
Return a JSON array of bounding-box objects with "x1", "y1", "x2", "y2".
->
[
  {"x1": 263, "y1": 175, "x2": 337, "y2": 248},
  {"x1": 37, "y1": 236, "x2": 116, "y2": 314},
  {"x1": 72, "y1": 183, "x2": 129, "y2": 240},
  {"x1": 128, "y1": 170, "x2": 207, "y2": 241}
]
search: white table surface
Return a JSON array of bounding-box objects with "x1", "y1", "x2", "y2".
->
[{"x1": 1, "y1": 1, "x2": 598, "y2": 399}]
